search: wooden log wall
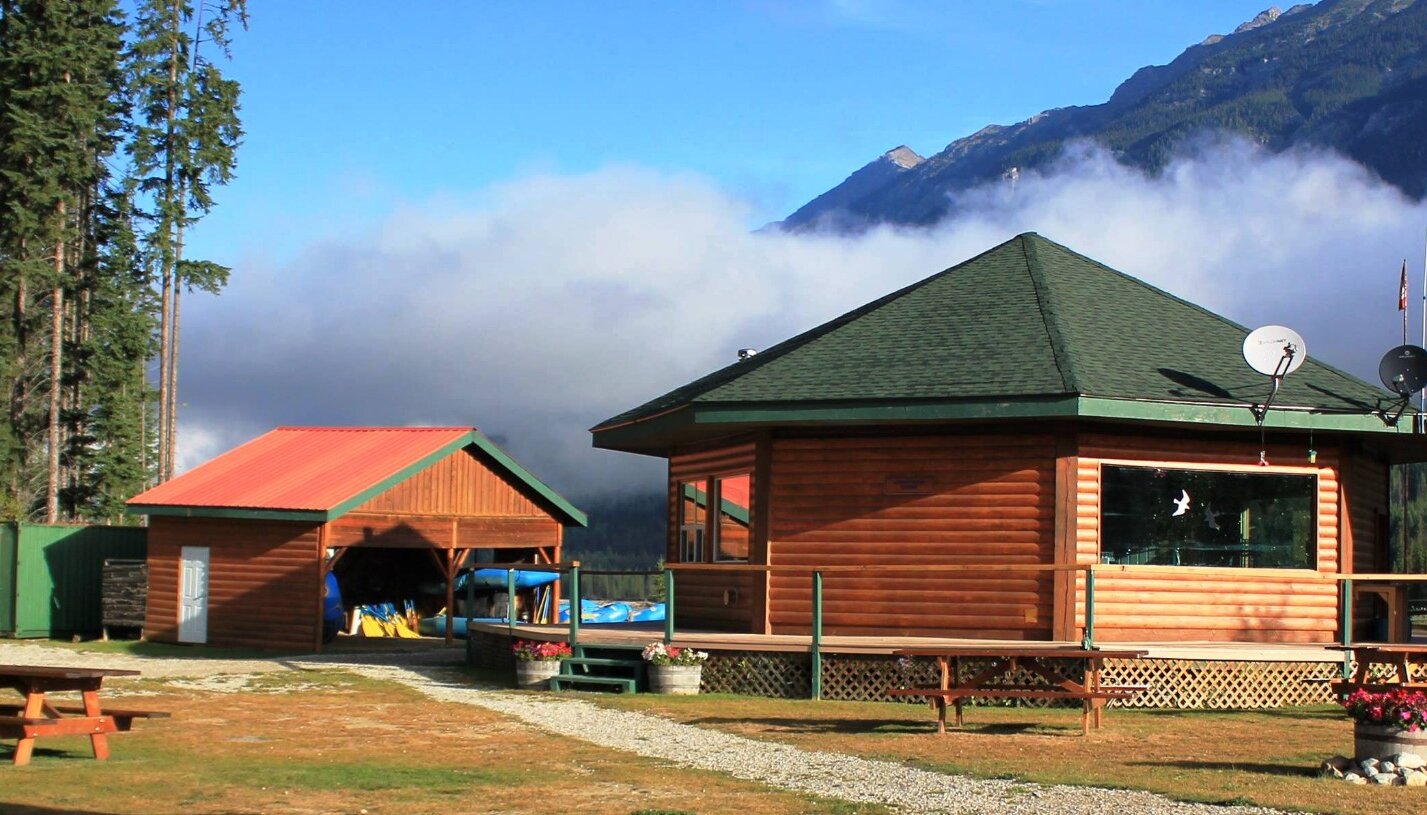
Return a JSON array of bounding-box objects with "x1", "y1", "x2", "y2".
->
[
  {"x1": 668, "y1": 440, "x2": 759, "y2": 632},
  {"x1": 1073, "y1": 432, "x2": 1341, "y2": 643},
  {"x1": 337, "y1": 448, "x2": 561, "y2": 551},
  {"x1": 145, "y1": 517, "x2": 322, "y2": 651},
  {"x1": 351, "y1": 447, "x2": 549, "y2": 517},
  {"x1": 767, "y1": 432, "x2": 1056, "y2": 638}
]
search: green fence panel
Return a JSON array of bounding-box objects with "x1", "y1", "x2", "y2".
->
[
  {"x1": 4, "y1": 523, "x2": 147, "y2": 638},
  {"x1": 0, "y1": 524, "x2": 15, "y2": 634}
]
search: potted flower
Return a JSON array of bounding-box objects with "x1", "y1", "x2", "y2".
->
[
  {"x1": 642, "y1": 641, "x2": 708, "y2": 694},
  {"x1": 1341, "y1": 688, "x2": 1427, "y2": 759},
  {"x1": 512, "y1": 639, "x2": 572, "y2": 689}
]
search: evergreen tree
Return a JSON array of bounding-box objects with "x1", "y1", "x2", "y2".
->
[
  {"x1": 0, "y1": 0, "x2": 126, "y2": 520},
  {"x1": 127, "y1": 0, "x2": 243, "y2": 484}
]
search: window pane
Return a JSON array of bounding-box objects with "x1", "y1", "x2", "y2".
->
[
  {"x1": 1100, "y1": 465, "x2": 1316, "y2": 569},
  {"x1": 714, "y1": 474, "x2": 751, "y2": 562},
  {"x1": 678, "y1": 481, "x2": 705, "y2": 563}
]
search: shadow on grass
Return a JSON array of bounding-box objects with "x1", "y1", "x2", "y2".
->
[
  {"x1": 681, "y1": 715, "x2": 1068, "y2": 736},
  {"x1": 1126, "y1": 707, "x2": 1343, "y2": 721},
  {"x1": 1129, "y1": 759, "x2": 1317, "y2": 778}
]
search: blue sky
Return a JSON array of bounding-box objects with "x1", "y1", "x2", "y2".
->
[
  {"x1": 175, "y1": 2, "x2": 1427, "y2": 497},
  {"x1": 194, "y1": 1, "x2": 1276, "y2": 263}
]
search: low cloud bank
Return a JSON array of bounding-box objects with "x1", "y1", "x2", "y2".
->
[{"x1": 179, "y1": 139, "x2": 1427, "y2": 498}]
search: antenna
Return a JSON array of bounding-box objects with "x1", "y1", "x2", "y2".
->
[
  {"x1": 1243, "y1": 325, "x2": 1307, "y2": 465},
  {"x1": 1377, "y1": 344, "x2": 1427, "y2": 426}
]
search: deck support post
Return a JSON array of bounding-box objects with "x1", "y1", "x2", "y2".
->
[
  {"x1": 1081, "y1": 567, "x2": 1096, "y2": 650},
  {"x1": 663, "y1": 569, "x2": 675, "y2": 644},
  {"x1": 811, "y1": 570, "x2": 823, "y2": 701},
  {"x1": 506, "y1": 568, "x2": 517, "y2": 631},
  {"x1": 569, "y1": 563, "x2": 581, "y2": 652},
  {"x1": 1341, "y1": 578, "x2": 1353, "y2": 679},
  {"x1": 464, "y1": 553, "x2": 476, "y2": 662}
]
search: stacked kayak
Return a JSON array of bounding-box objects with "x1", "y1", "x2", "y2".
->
[
  {"x1": 557, "y1": 599, "x2": 666, "y2": 623},
  {"x1": 455, "y1": 569, "x2": 560, "y2": 591}
]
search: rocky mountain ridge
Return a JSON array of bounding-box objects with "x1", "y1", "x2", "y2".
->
[{"x1": 780, "y1": 0, "x2": 1427, "y2": 232}]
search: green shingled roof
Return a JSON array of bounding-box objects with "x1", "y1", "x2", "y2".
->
[{"x1": 593, "y1": 233, "x2": 1409, "y2": 452}]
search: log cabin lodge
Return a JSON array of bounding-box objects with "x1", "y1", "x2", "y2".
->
[{"x1": 571, "y1": 232, "x2": 1427, "y2": 705}]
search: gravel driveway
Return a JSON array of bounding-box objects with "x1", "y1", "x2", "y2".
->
[{"x1": 0, "y1": 641, "x2": 1287, "y2": 815}]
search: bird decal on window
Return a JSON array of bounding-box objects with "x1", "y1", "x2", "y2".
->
[{"x1": 1171, "y1": 489, "x2": 1191, "y2": 517}]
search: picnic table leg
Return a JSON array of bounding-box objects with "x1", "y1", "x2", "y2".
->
[
  {"x1": 936, "y1": 697, "x2": 947, "y2": 734},
  {"x1": 954, "y1": 697, "x2": 964, "y2": 728},
  {"x1": 81, "y1": 688, "x2": 110, "y2": 761},
  {"x1": 13, "y1": 692, "x2": 45, "y2": 766}
]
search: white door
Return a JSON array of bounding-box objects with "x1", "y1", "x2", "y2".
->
[{"x1": 178, "y1": 546, "x2": 210, "y2": 644}]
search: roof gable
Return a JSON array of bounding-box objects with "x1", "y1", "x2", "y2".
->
[
  {"x1": 127, "y1": 426, "x2": 586, "y2": 526},
  {"x1": 594, "y1": 233, "x2": 1403, "y2": 450}
]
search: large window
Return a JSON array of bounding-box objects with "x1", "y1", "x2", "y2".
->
[
  {"x1": 677, "y1": 473, "x2": 752, "y2": 563},
  {"x1": 1100, "y1": 465, "x2": 1316, "y2": 569}
]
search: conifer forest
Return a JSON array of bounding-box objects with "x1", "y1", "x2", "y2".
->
[{"x1": 0, "y1": 0, "x2": 244, "y2": 524}]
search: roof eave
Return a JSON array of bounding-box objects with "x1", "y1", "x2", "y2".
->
[{"x1": 590, "y1": 394, "x2": 1416, "y2": 455}]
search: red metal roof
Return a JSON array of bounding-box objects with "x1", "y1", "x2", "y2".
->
[{"x1": 127, "y1": 426, "x2": 474, "y2": 513}]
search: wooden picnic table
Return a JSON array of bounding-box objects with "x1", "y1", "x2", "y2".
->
[
  {"x1": 889, "y1": 647, "x2": 1149, "y2": 735},
  {"x1": 1328, "y1": 644, "x2": 1427, "y2": 696},
  {"x1": 0, "y1": 664, "x2": 167, "y2": 766}
]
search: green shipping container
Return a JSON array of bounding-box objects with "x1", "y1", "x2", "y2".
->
[{"x1": 0, "y1": 522, "x2": 147, "y2": 638}]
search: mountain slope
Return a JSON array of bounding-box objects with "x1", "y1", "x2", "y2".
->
[{"x1": 781, "y1": 0, "x2": 1427, "y2": 231}]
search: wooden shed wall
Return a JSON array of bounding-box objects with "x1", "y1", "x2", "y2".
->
[
  {"x1": 1072, "y1": 432, "x2": 1341, "y2": 643},
  {"x1": 767, "y1": 432, "x2": 1056, "y2": 638},
  {"x1": 145, "y1": 517, "x2": 321, "y2": 651},
  {"x1": 332, "y1": 448, "x2": 561, "y2": 552},
  {"x1": 349, "y1": 448, "x2": 550, "y2": 518},
  {"x1": 668, "y1": 441, "x2": 758, "y2": 632}
]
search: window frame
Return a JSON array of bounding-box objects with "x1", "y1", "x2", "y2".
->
[
  {"x1": 675, "y1": 471, "x2": 753, "y2": 564},
  {"x1": 1096, "y1": 458, "x2": 1322, "y2": 572}
]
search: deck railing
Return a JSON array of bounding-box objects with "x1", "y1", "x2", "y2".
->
[{"x1": 466, "y1": 562, "x2": 1427, "y2": 697}]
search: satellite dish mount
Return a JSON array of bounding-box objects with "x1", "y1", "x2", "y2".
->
[
  {"x1": 1243, "y1": 325, "x2": 1307, "y2": 465},
  {"x1": 1376, "y1": 344, "x2": 1427, "y2": 427}
]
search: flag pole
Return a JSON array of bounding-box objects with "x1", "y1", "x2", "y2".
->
[{"x1": 1420, "y1": 228, "x2": 1427, "y2": 432}]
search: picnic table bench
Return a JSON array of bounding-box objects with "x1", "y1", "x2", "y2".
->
[
  {"x1": 0, "y1": 664, "x2": 168, "y2": 766},
  {"x1": 1326, "y1": 644, "x2": 1427, "y2": 697},
  {"x1": 890, "y1": 647, "x2": 1149, "y2": 735}
]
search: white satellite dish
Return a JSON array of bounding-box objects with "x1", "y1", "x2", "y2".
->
[{"x1": 1243, "y1": 325, "x2": 1307, "y2": 377}]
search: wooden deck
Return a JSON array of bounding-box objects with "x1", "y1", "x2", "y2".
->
[{"x1": 470, "y1": 621, "x2": 1367, "y2": 663}]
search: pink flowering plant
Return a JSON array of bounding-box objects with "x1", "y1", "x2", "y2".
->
[
  {"x1": 512, "y1": 639, "x2": 573, "y2": 662},
  {"x1": 641, "y1": 641, "x2": 709, "y2": 666},
  {"x1": 1341, "y1": 688, "x2": 1427, "y2": 732}
]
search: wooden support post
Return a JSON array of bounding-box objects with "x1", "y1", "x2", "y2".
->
[
  {"x1": 506, "y1": 568, "x2": 517, "y2": 631},
  {"x1": 664, "y1": 568, "x2": 675, "y2": 644},
  {"x1": 444, "y1": 549, "x2": 457, "y2": 644},
  {"x1": 811, "y1": 570, "x2": 823, "y2": 701},
  {"x1": 1342, "y1": 578, "x2": 1354, "y2": 679},
  {"x1": 568, "y1": 562, "x2": 581, "y2": 652},
  {"x1": 1082, "y1": 567, "x2": 1096, "y2": 650}
]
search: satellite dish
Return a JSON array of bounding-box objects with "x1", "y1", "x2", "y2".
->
[
  {"x1": 1243, "y1": 325, "x2": 1307, "y2": 377},
  {"x1": 1378, "y1": 344, "x2": 1427, "y2": 397}
]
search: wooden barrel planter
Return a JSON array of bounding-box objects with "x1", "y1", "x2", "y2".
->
[
  {"x1": 649, "y1": 665, "x2": 702, "y2": 695},
  {"x1": 515, "y1": 661, "x2": 561, "y2": 690},
  {"x1": 1354, "y1": 724, "x2": 1427, "y2": 760}
]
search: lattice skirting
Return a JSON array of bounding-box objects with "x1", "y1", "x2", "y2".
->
[
  {"x1": 700, "y1": 652, "x2": 1347, "y2": 709},
  {"x1": 464, "y1": 632, "x2": 1350, "y2": 708}
]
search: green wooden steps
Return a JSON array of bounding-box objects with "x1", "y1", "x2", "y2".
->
[{"x1": 549, "y1": 650, "x2": 645, "y2": 694}]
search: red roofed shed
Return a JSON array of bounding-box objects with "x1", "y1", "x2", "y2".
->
[{"x1": 127, "y1": 427, "x2": 586, "y2": 651}]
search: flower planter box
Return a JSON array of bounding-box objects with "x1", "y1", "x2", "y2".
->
[
  {"x1": 515, "y1": 660, "x2": 561, "y2": 690},
  {"x1": 649, "y1": 664, "x2": 702, "y2": 695},
  {"x1": 1354, "y1": 723, "x2": 1427, "y2": 760}
]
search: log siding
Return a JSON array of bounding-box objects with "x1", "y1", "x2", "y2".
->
[{"x1": 767, "y1": 432, "x2": 1057, "y2": 638}]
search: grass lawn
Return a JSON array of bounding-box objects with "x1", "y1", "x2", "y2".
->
[
  {"x1": 589, "y1": 691, "x2": 1407, "y2": 815},
  {"x1": 0, "y1": 668, "x2": 888, "y2": 815}
]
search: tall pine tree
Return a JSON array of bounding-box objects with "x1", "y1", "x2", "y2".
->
[{"x1": 128, "y1": 0, "x2": 244, "y2": 484}]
